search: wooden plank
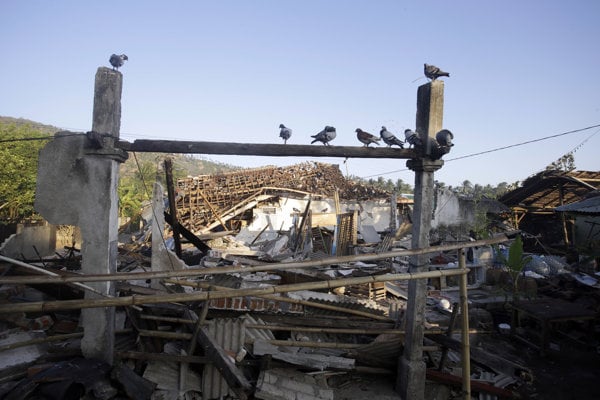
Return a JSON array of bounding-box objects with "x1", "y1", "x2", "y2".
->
[
  {"x1": 163, "y1": 212, "x2": 211, "y2": 252},
  {"x1": 164, "y1": 158, "x2": 182, "y2": 257}
]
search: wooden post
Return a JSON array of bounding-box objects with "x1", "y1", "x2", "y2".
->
[
  {"x1": 458, "y1": 249, "x2": 471, "y2": 399},
  {"x1": 164, "y1": 158, "x2": 182, "y2": 257},
  {"x1": 559, "y1": 184, "x2": 570, "y2": 247},
  {"x1": 398, "y1": 80, "x2": 445, "y2": 400}
]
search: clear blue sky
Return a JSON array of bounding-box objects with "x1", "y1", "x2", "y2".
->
[{"x1": 2, "y1": 0, "x2": 599, "y2": 188}]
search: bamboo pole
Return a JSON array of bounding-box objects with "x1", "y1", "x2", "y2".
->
[
  {"x1": 0, "y1": 254, "x2": 110, "y2": 296},
  {"x1": 458, "y1": 248, "x2": 471, "y2": 400},
  {"x1": 137, "y1": 317, "x2": 483, "y2": 337},
  {"x1": 0, "y1": 267, "x2": 469, "y2": 314},
  {"x1": 165, "y1": 279, "x2": 392, "y2": 321},
  {"x1": 0, "y1": 329, "x2": 133, "y2": 352},
  {"x1": 141, "y1": 314, "x2": 197, "y2": 324},
  {"x1": 116, "y1": 350, "x2": 211, "y2": 364},
  {"x1": 246, "y1": 324, "x2": 430, "y2": 336},
  {"x1": 246, "y1": 325, "x2": 484, "y2": 336},
  {"x1": 256, "y1": 339, "x2": 361, "y2": 349},
  {"x1": 0, "y1": 234, "x2": 512, "y2": 285},
  {"x1": 137, "y1": 329, "x2": 192, "y2": 340}
]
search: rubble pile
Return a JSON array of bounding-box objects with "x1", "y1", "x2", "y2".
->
[
  {"x1": 176, "y1": 162, "x2": 390, "y2": 231},
  {"x1": 2, "y1": 236, "x2": 574, "y2": 400}
]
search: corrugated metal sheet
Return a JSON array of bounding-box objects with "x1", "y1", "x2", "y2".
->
[
  {"x1": 556, "y1": 193, "x2": 600, "y2": 214},
  {"x1": 240, "y1": 314, "x2": 276, "y2": 342},
  {"x1": 202, "y1": 318, "x2": 246, "y2": 400}
]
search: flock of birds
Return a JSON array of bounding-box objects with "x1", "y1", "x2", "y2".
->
[
  {"x1": 280, "y1": 124, "x2": 423, "y2": 148},
  {"x1": 279, "y1": 63, "x2": 449, "y2": 147},
  {"x1": 108, "y1": 54, "x2": 450, "y2": 150}
]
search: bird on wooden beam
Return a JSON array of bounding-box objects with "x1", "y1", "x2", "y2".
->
[
  {"x1": 424, "y1": 63, "x2": 449, "y2": 81},
  {"x1": 404, "y1": 129, "x2": 422, "y2": 148},
  {"x1": 279, "y1": 124, "x2": 292, "y2": 144},
  {"x1": 356, "y1": 128, "x2": 381, "y2": 147},
  {"x1": 109, "y1": 54, "x2": 128, "y2": 70},
  {"x1": 380, "y1": 126, "x2": 404, "y2": 148},
  {"x1": 311, "y1": 126, "x2": 337, "y2": 145}
]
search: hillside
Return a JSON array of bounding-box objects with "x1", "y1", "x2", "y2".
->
[
  {"x1": 0, "y1": 116, "x2": 239, "y2": 179},
  {"x1": 0, "y1": 116, "x2": 58, "y2": 136}
]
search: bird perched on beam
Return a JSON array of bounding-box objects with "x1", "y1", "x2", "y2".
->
[
  {"x1": 404, "y1": 129, "x2": 422, "y2": 148},
  {"x1": 109, "y1": 54, "x2": 128, "y2": 70},
  {"x1": 279, "y1": 124, "x2": 292, "y2": 144},
  {"x1": 356, "y1": 128, "x2": 381, "y2": 147},
  {"x1": 311, "y1": 126, "x2": 336, "y2": 145},
  {"x1": 380, "y1": 126, "x2": 404, "y2": 148},
  {"x1": 424, "y1": 63, "x2": 449, "y2": 81}
]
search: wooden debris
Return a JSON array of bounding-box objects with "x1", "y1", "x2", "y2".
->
[{"x1": 175, "y1": 162, "x2": 391, "y2": 232}]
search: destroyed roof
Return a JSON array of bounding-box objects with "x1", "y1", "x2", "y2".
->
[
  {"x1": 179, "y1": 162, "x2": 390, "y2": 200},
  {"x1": 555, "y1": 191, "x2": 600, "y2": 214},
  {"x1": 498, "y1": 169, "x2": 600, "y2": 212},
  {"x1": 176, "y1": 162, "x2": 391, "y2": 231}
]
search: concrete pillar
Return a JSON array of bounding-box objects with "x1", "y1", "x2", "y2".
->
[
  {"x1": 151, "y1": 182, "x2": 185, "y2": 290},
  {"x1": 397, "y1": 81, "x2": 445, "y2": 400},
  {"x1": 35, "y1": 67, "x2": 127, "y2": 364}
]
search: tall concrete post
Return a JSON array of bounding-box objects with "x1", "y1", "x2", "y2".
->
[
  {"x1": 79, "y1": 67, "x2": 124, "y2": 363},
  {"x1": 35, "y1": 67, "x2": 127, "y2": 364},
  {"x1": 397, "y1": 81, "x2": 445, "y2": 399}
]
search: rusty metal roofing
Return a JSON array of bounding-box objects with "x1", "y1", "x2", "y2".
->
[{"x1": 498, "y1": 170, "x2": 600, "y2": 212}]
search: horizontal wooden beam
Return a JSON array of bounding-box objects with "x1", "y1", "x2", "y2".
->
[{"x1": 117, "y1": 139, "x2": 416, "y2": 159}]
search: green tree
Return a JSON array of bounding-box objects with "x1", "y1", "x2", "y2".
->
[
  {"x1": 118, "y1": 159, "x2": 158, "y2": 218},
  {"x1": 546, "y1": 153, "x2": 575, "y2": 172},
  {"x1": 0, "y1": 124, "x2": 50, "y2": 221}
]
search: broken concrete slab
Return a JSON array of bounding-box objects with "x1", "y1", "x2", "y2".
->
[
  {"x1": 0, "y1": 330, "x2": 46, "y2": 369},
  {"x1": 253, "y1": 340, "x2": 355, "y2": 371}
]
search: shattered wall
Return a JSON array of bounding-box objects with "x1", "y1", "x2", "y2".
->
[
  {"x1": 245, "y1": 198, "x2": 393, "y2": 234},
  {"x1": 0, "y1": 223, "x2": 56, "y2": 259},
  {"x1": 431, "y1": 187, "x2": 472, "y2": 229}
]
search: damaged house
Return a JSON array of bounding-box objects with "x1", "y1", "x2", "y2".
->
[
  {"x1": 499, "y1": 169, "x2": 600, "y2": 256},
  {"x1": 173, "y1": 162, "x2": 408, "y2": 258},
  {"x1": 3, "y1": 65, "x2": 600, "y2": 400}
]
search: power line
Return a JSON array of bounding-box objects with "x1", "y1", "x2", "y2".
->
[
  {"x1": 444, "y1": 123, "x2": 600, "y2": 162},
  {"x1": 361, "y1": 123, "x2": 600, "y2": 179}
]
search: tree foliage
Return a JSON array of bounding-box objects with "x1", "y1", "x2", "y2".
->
[
  {"x1": 0, "y1": 123, "x2": 51, "y2": 221},
  {"x1": 546, "y1": 152, "x2": 575, "y2": 172}
]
